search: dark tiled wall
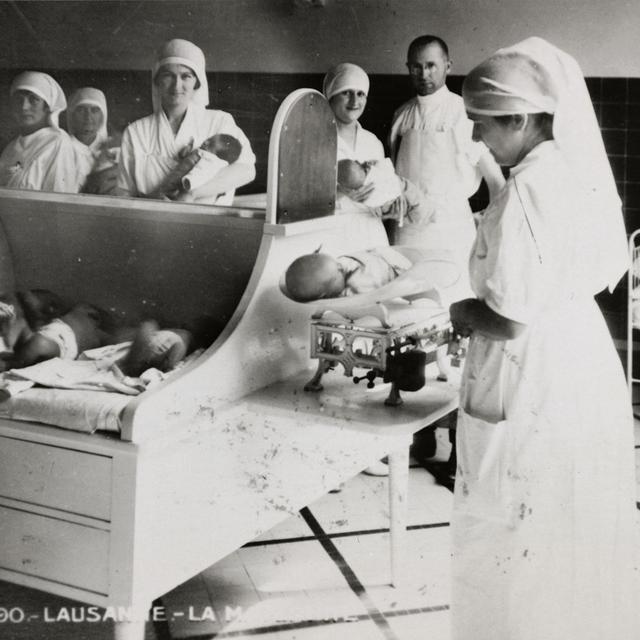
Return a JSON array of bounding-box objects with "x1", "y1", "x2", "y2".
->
[
  {"x1": 1, "y1": 70, "x2": 637, "y2": 213},
  {"x1": 1, "y1": 68, "x2": 636, "y2": 314}
]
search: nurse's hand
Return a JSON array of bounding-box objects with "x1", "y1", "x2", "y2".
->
[
  {"x1": 449, "y1": 299, "x2": 475, "y2": 337},
  {"x1": 172, "y1": 189, "x2": 195, "y2": 203}
]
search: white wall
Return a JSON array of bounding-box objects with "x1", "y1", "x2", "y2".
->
[{"x1": 1, "y1": 0, "x2": 638, "y2": 76}]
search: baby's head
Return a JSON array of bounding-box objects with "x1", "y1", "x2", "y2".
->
[
  {"x1": 337, "y1": 159, "x2": 367, "y2": 190},
  {"x1": 200, "y1": 134, "x2": 241, "y2": 163},
  {"x1": 284, "y1": 251, "x2": 346, "y2": 302}
]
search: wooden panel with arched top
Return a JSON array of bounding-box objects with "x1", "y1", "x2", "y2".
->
[{"x1": 269, "y1": 89, "x2": 337, "y2": 224}]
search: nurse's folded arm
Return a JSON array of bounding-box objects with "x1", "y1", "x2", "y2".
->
[{"x1": 449, "y1": 297, "x2": 525, "y2": 341}]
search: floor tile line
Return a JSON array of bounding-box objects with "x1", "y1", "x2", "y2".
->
[
  {"x1": 299, "y1": 506, "x2": 401, "y2": 640},
  {"x1": 241, "y1": 521, "x2": 450, "y2": 548},
  {"x1": 382, "y1": 603, "x2": 450, "y2": 617}
]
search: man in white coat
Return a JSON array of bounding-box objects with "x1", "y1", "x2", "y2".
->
[{"x1": 389, "y1": 35, "x2": 505, "y2": 478}]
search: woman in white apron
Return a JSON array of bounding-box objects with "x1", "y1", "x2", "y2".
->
[
  {"x1": 449, "y1": 37, "x2": 639, "y2": 640},
  {"x1": 389, "y1": 35, "x2": 504, "y2": 279},
  {"x1": 323, "y1": 63, "x2": 438, "y2": 252},
  {"x1": 0, "y1": 71, "x2": 77, "y2": 193},
  {"x1": 67, "y1": 87, "x2": 120, "y2": 195},
  {"x1": 117, "y1": 38, "x2": 255, "y2": 205}
]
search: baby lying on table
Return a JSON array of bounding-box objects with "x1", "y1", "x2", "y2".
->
[
  {"x1": 6, "y1": 297, "x2": 218, "y2": 375},
  {"x1": 283, "y1": 245, "x2": 460, "y2": 304},
  {"x1": 337, "y1": 159, "x2": 436, "y2": 244}
]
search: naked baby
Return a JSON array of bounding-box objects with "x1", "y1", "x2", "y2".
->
[{"x1": 283, "y1": 245, "x2": 460, "y2": 305}]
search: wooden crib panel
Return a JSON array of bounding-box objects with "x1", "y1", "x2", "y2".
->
[
  {"x1": 123, "y1": 211, "x2": 389, "y2": 441},
  {"x1": 0, "y1": 190, "x2": 264, "y2": 328}
]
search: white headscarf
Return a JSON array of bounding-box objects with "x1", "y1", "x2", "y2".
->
[
  {"x1": 10, "y1": 71, "x2": 67, "y2": 128},
  {"x1": 151, "y1": 38, "x2": 209, "y2": 112},
  {"x1": 322, "y1": 63, "x2": 370, "y2": 101},
  {"x1": 463, "y1": 36, "x2": 628, "y2": 291},
  {"x1": 66, "y1": 87, "x2": 109, "y2": 144}
]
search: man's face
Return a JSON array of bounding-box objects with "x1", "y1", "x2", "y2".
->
[{"x1": 407, "y1": 43, "x2": 451, "y2": 96}]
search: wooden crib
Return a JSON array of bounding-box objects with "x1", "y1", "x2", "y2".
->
[{"x1": 0, "y1": 90, "x2": 458, "y2": 639}]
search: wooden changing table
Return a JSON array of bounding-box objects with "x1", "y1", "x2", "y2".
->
[{"x1": 0, "y1": 89, "x2": 459, "y2": 640}]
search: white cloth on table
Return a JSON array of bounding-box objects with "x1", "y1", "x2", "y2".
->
[
  {"x1": 452, "y1": 140, "x2": 639, "y2": 640},
  {"x1": 0, "y1": 127, "x2": 78, "y2": 192},
  {"x1": 117, "y1": 105, "x2": 255, "y2": 205},
  {"x1": 0, "y1": 387, "x2": 128, "y2": 433},
  {"x1": 0, "y1": 358, "x2": 149, "y2": 399}
]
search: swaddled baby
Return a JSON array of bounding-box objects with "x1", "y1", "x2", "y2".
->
[
  {"x1": 154, "y1": 133, "x2": 242, "y2": 200},
  {"x1": 338, "y1": 158, "x2": 435, "y2": 238}
]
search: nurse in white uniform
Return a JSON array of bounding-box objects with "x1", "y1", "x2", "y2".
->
[
  {"x1": 323, "y1": 63, "x2": 384, "y2": 210},
  {"x1": 67, "y1": 87, "x2": 119, "y2": 195},
  {"x1": 117, "y1": 38, "x2": 256, "y2": 205},
  {"x1": 449, "y1": 37, "x2": 639, "y2": 640},
  {"x1": 0, "y1": 71, "x2": 77, "y2": 193},
  {"x1": 323, "y1": 63, "x2": 434, "y2": 244}
]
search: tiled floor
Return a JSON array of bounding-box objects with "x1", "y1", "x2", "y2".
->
[{"x1": 2, "y1": 419, "x2": 639, "y2": 640}]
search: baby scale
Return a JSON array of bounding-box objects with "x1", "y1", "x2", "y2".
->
[{"x1": 304, "y1": 299, "x2": 465, "y2": 406}]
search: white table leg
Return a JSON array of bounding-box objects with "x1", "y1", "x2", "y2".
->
[
  {"x1": 114, "y1": 619, "x2": 146, "y2": 640},
  {"x1": 114, "y1": 605, "x2": 149, "y2": 640},
  {"x1": 388, "y1": 444, "x2": 410, "y2": 587}
]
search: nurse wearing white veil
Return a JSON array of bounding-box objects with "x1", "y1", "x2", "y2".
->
[
  {"x1": 0, "y1": 71, "x2": 77, "y2": 193},
  {"x1": 67, "y1": 87, "x2": 119, "y2": 194},
  {"x1": 117, "y1": 38, "x2": 256, "y2": 205},
  {"x1": 449, "y1": 37, "x2": 638, "y2": 640}
]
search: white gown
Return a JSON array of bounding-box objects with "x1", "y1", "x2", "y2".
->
[
  {"x1": 389, "y1": 87, "x2": 489, "y2": 286},
  {"x1": 117, "y1": 105, "x2": 255, "y2": 205},
  {"x1": 0, "y1": 127, "x2": 77, "y2": 193},
  {"x1": 452, "y1": 141, "x2": 639, "y2": 640}
]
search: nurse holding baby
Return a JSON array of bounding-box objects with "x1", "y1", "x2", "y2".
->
[
  {"x1": 117, "y1": 38, "x2": 255, "y2": 205},
  {"x1": 322, "y1": 63, "x2": 434, "y2": 241}
]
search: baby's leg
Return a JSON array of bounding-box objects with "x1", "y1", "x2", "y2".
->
[{"x1": 11, "y1": 333, "x2": 60, "y2": 368}]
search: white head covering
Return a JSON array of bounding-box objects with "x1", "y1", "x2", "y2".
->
[
  {"x1": 322, "y1": 63, "x2": 370, "y2": 101},
  {"x1": 463, "y1": 36, "x2": 628, "y2": 291},
  {"x1": 66, "y1": 87, "x2": 109, "y2": 143},
  {"x1": 10, "y1": 71, "x2": 67, "y2": 128},
  {"x1": 151, "y1": 38, "x2": 209, "y2": 112}
]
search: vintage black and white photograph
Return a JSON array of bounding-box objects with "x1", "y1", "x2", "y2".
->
[{"x1": 0, "y1": 1, "x2": 638, "y2": 639}]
